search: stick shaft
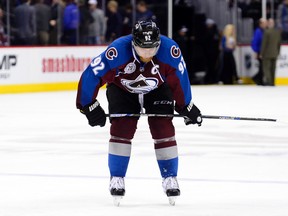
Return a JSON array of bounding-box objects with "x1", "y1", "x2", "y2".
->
[
  {"x1": 202, "y1": 115, "x2": 276, "y2": 122},
  {"x1": 106, "y1": 113, "x2": 277, "y2": 122}
]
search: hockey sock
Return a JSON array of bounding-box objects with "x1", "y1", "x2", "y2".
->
[
  {"x1": 148, "y1": 117, "x2": 179, "y2": 178},
  {"x1": 108, "y1": 136, "x2": 132, "y2": 177},
  {"x1": 109, "y1": 118, "x2": 137, "y2": 177},
  {"x1": 157, "y1": 157, "x2": 178, "y2": 178}
]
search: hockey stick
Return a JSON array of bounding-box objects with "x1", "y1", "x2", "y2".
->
[{"x1": 105, "y1": 113, "x2": 277, "y2": 122}]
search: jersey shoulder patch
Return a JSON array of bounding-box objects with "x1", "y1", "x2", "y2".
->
[
  {"x1": 157, "y1": 36, "x2": 182, "y2": 67},
  {"x1": 104, "y1": 35, "x2": 133, "y2": 68}
]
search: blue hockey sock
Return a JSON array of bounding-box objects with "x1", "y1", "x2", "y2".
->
[
  {"x1": 157, "y1": 157, "x2": 178, "y2": 178},
  {"x1": 108, "y1": 154, "x2": 130, "y2": 177}
]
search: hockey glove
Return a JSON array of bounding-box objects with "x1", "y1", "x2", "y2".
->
[
  {"x1": 81, "y1": 100, "x2": 106, "y2": 127},
  {"x1": 180, "y1": 101, "x2": 202, "y2": 126}
]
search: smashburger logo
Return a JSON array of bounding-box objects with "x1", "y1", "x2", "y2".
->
[{"x1": 42, "y1": 56, "x2": 91, "y2": 72}]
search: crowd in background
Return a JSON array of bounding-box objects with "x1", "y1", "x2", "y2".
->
[
  {"x1": 0, "y1": 0, "x2": 286, "y2": 85},
  {"x1": 0, "y1": 0, "x2": 158, "y2": 46}
]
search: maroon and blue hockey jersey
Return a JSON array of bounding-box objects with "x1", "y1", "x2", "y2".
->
[{"x1": 76, "y1": 34, "x2": 192, "y2": 112}]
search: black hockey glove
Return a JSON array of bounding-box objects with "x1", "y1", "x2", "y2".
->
[
  {"x1": 81, "y1": 100, "x2": 106, "y2": 127},
  {"x1": 180, "y1": 101, "x2": 202, "y2": 126}
]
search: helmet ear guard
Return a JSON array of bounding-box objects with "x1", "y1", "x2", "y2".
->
[{"x1": 132, "y1": 20, "x2": 160, "y2": 48}]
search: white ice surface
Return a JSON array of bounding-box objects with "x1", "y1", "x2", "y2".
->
[{"x1": 0, "y1": 85, "x2": 288, "y2": 216}]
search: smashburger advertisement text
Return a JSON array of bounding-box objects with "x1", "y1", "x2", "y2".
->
[
  {"x1": 0, "y1": 46, "x2": 106, "y2": 85},
  {"x1": 42, "y1": 56, "x2": 91, "y2": 73}
]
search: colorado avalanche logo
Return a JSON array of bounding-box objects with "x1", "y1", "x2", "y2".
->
[
  {"x1": 105, "y1": 47, "x2": 118, "y2": 60},
  {"x1": 170, "y1": 45, "x2": 181, "y2": 58},
  {"x1": 121, "y1": 74, "x2": 158, "y2": 94}
]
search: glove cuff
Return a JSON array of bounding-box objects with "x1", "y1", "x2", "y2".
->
[
  {"x1": 82, "y1": 100, "x2": 100, "y2": 113},
  {"x1": 87, "y1": 100, "x2": 100, "y2": 112},
  {"x1": 179, "y1": 100, "x2": 193, "y2": 115},
  {"x1": 186, "y1": 100, "x2": 194, "y2": 112}
]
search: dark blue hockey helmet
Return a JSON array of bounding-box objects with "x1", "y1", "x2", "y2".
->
[{"x1": 132, "y1": 20, "x2": 160, "y2": 48}]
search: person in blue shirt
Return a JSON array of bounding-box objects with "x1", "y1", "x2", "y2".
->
[
  {"x1": 62, "y1": 0, "x2": 79, "y2": 45},
  {"x1": 76, "y1": 20, "x2": 202, "y2": 205},
  {"x1": 251, "y1": 18, "x2": 267, "y2": 85}
]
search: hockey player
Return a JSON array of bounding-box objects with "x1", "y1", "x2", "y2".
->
[{"x1": 76, "y1": 20, "x2": 202, "y2": 205}]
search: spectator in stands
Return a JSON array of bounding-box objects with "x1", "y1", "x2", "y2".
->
[
  {"x1": 204, "y1": 18, "x2": 220, "y2": 84},
  {"x1": 174, "y1": 25, "x2": 195, "y2": 84},
  {"x1": 180, "y1": 0, "x2": 204, "y2": 15},
  {"x1": 105, "y1": 0, "x2": 122, "y2": 43},
  {"x1": 13, "y1": 0, "x2": 36, "y2": 45},
  {"x1": 0, "y1": 7, "x2": 8, "y2": 46},
  {"x1": 121, "y1": 3, "x2": 133, "y2": 36},
  {"x1": 218, "y1": 24, "x2": 239, "y2": 84},
  {"x1": 136, "y1": 0, "x2": 156, "y2": 22},
  {"x1": 246, "y1": 0, "x2": 262, "y2": 29},
  {"x1": 260, "y1": 18, "x2": 281, "y2": 86},
  {"x1": 228, "y1": 0, "x2": 235, "y2": 9},
  {"x1": 237, "y1": 0, "x2": 250, "y2": 17},
  {"x1": 78, "y1": 0, "x2": 94, "y2": 45},
  {"x1": 174, "y1": 26, "x2": 189, "y2": 62},
  {"x1": 277, "y1": 0, "x2": 288, "y2": 42},
  {"x1": 34, "y1": 0, "x2": 51, "y2": 45},
  {"x1": 251, "y1": 18, "x2": 267, "y2": 85},
  {"x1": 189, "y1": 13, "x2": 207, "y2": 84},
  {"x1": 62, "y1": 0, "x2": 79, "y2": 45},
  {"x1": 49, "y1": 0, "x2": 64, "y2": 45},
  {"x1": 88, "y1": 0, "x2": 106, "y2": 45}
]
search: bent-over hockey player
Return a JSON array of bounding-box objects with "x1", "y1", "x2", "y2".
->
[{"x1": 76, "y1": 20, "x2": 202, "y2": 205}]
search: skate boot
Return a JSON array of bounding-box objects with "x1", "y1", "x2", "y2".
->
[
  {"x1": 162, "y1": 176, "x2": 180, "y2": 205},
  {"x1": 109, "y1": 176, "x2": 125, "y2": 206}
]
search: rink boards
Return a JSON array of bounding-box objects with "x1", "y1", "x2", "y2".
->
[
  {"x1": 0, "y1": 46, "x2": 106, "y2": 93},
  {"x1": 0, "y1": 45, "x2": 288, "y2": 94}
]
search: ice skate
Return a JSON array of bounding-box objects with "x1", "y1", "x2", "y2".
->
[
  {"x1": 162, "y1": 176, "x2": 180, "y2": 206},
  {"x1": 109, "y1": 176, "x2": 125, "y2": 206}
]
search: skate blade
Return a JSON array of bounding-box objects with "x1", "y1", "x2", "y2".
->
[
  {"x1": 168, "y1": 196, "x2": 177, "y2": 206},
  {"x1": 112, "y1": 195, "x2": 123, "y2": 206}
]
